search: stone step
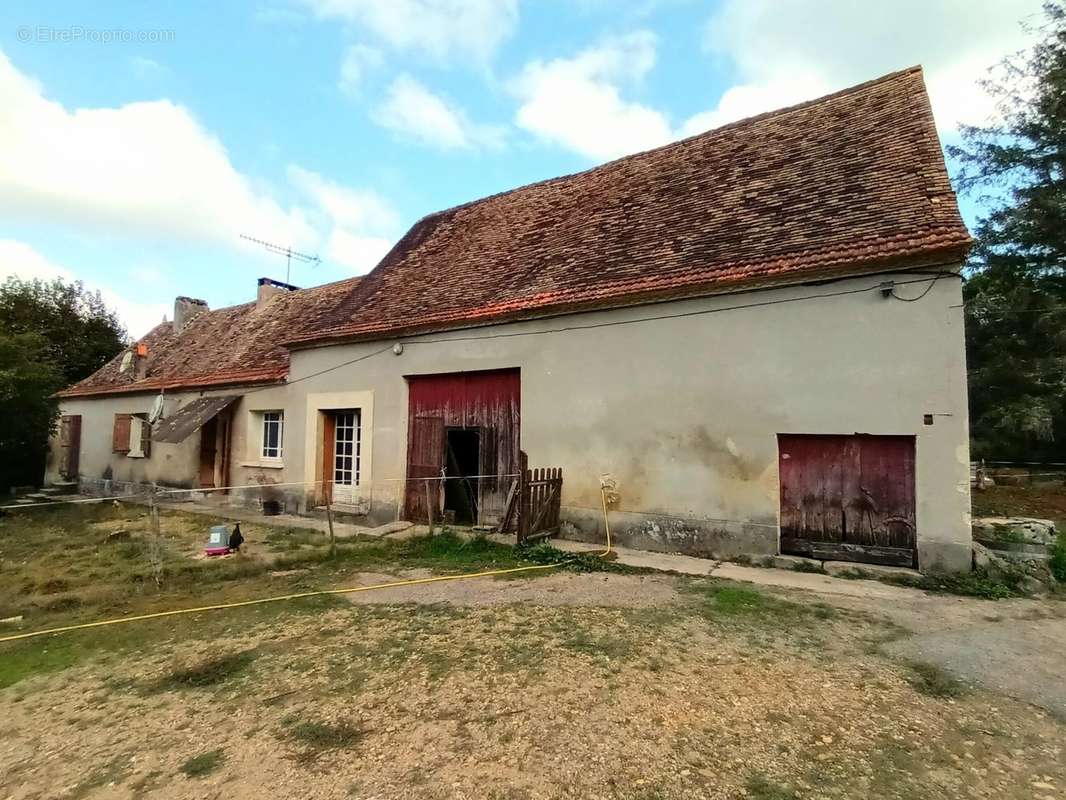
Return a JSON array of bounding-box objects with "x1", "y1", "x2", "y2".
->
[
  {"x1": 823, "y1": 560, "x2": 922, "y2": 581},
  {"x1": 42, "y1": 483, "x2": 77, "y2": 495}
]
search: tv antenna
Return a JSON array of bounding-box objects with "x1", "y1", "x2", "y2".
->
[{"x1": 240, "y1": 234, "x2": 320, "y2": 284}]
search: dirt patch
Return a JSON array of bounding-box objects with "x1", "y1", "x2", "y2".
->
[
  {"x1": 343, "y1": 570, "x2": 681, "y2": 608},
  {"x1": 971, "y1": 485, "x2": 1066, "y2": 525}
]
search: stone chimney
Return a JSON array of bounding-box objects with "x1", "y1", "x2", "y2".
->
[
  {"x1": 257, "y1": 277, "x2": 298, "y2": 309},
  {"x1": 173, "y1": 296, "x2": 208, "y2": 333},
  {"x1": 133, "y1": 341, "x2": 149, "y2": 380}
]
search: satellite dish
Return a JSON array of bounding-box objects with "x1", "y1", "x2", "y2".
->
[
  {"x1": 148, "y1": 393, "x2": 165, "y2": 424},
  {"x1": 119, "y1": 351, "x2": 133, "y2": 374}
]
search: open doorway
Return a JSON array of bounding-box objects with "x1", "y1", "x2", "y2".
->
[{"x1": 444, "y1": 428, "x2": 480, "y2": 524}]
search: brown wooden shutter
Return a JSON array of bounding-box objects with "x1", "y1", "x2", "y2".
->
[
  {"x1": 321, "y1": 412, "x2": 336, "y2": 505},
  {"x1": 139, "y1": 417, "x2": 152, "y2": 458},
  {"x1": 112, "y1": 414, "x2": 132, "y2": 454}
]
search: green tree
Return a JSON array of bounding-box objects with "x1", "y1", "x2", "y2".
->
[
  {"x1": 0, "y1": 333, "x2": 64, "y2": 491},
  {"x1": 0, "y1": 277, "x2": 127, "y2": 385},
  {"x1": 949, "y1": 1, "x2": 1066, "y2": 461},
  {"x1": 0, "y1": 277, "x2": 127, "y2": 490}
]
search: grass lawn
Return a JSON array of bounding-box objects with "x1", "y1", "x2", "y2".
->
[{"x1": 1, "y1": 502, "x2": 1064, "y2": 799}]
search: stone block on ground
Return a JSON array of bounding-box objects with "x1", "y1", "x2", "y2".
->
[
  {"x1": 971, "y1": 516, "x2": 1057, "y2": 546},
  {"x1": 823, "y1": 561, "x2": 922, "y2": 581},
  {"x1": 769, "y1": 554, "x2": 824, "y2": 572}
]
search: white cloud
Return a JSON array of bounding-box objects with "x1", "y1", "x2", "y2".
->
[
  {"x1": 129, "y1": 56, "x2": 167, "y2": 81},
  {"x1": 694, "y1": 0, "x2": 1044, "y2": 134},
  {"x1": 373, "y1": 75, "x2": 504, "y2": 150},
  {"x1": 0, "y1": 50, "x2": 403, "y2": 282},
  {"x1": 323, "y1": 229, "x2": 394, "y2": 272},
  {"x1": 338, "y1": 43, "x2": 382, "y2": 95},
  {"x1": 511, "y1": 32, "x2": 673, "y2": 161},
  {"x1": 288, "y1": 166, "x2": 399, "y2": 272},
  {"x1": 288, "y1": 165, "x2": 399, "y2": 231},
  {"x1": 513, "y1": 5, "x2": 1042, "y2": 163},
  {"x1": 301, "y1": 0, "x2": 518, "y2": 63},
  {"x1": 0, "y1": 49, "x2": 316, "y2": 251},
  {"x1": 0, "y1": 240, "x2": 169, "y2": 338}
]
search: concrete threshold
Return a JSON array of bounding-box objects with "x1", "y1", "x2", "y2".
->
[{"x1": 542, "y1": 538, "x2": 924, "y2": 601}]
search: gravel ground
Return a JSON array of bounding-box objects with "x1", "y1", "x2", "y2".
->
[{"x1": 341, "y1": 570, "x2": 682, "y2": 608}]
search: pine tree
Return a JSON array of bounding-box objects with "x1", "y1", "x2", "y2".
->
[{"x1": 950, "y1": 1, "x2": 1066, "y2": 460}]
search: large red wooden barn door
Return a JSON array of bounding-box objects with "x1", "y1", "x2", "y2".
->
[
  {"x1": 403, "y1": 369, "x2": 520, "y2": 525},
  {"x1": 778, "y1": 434, "x2": 916, "y2": 567}
]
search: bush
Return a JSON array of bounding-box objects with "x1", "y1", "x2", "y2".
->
[
  {"x1": 1050, "y1": 534, "x2": 1066, "y2": 583},
  {"x1": 517, "y1": 541, "x2": 624, "y2": 573}
]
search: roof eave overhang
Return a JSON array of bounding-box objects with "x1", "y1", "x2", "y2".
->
[
  {"x1": 56, "y1": 372, "x2": 287, "y2": 400},
  {"x1": 285, "y1": 242, "x2": 971, "y2": 351}
]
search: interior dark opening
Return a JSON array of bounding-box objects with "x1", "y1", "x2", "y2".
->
[{"x1": 444, "y1": 427, "x2": 480, "y2": 524}]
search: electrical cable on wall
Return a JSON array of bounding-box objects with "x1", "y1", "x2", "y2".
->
[{"x1": 238, "y1": 271, "x2": 961, "y2": 396}]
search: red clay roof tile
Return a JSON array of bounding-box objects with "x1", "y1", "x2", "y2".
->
[
  {"x1": 59, "y1": 277, "x2": 360, "y2": 398},
  {"x1": 63, "y1": 67, "x2": 970, "y2": 397},
  {"x1": 289, "y1": 66, "x2": 970, "y2": 346}
]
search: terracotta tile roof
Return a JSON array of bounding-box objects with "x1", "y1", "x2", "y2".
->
[
  {"x1": 59, "y1": 277, "x2": 361, "y2": 398},
  {"x1": 290, "y1": 66, "x2": 970, "y2": 346}
]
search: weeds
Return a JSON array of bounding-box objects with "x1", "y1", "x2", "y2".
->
[
  {"x1": 179, "y1": 749, "x2": 225, "y2": 778},
  {"x1": 790, "y1": 560, "x2": 827, "y2": 574},
  {"x1": 288, "y1": 719, "x2": 364, "y2": 748},
  {"x1": 907, "y1": 661, "x2": 966, "y2": 698},
  {"x1": 516, "y1": 541, "x2": 642, "y2": 574},
  {"x1": 745, "y1": 774, "x2": 800, "y2": 800},
  {"x1": 561, "y1": 628, "x2": 634, "y2": 660},
  {"x1": 285, "y1": 718, "x2": 365, "y2": 764},
  {"x1": 70, "y1": 755, "x2": 133, "y2": 799},
  {"x1": 1050, "y1": 533, "x2": 1066, "y2": 583},
  {"x1": 150, "y1": 649, "x2": 258, "y2": 692},
  {"x1": 0, "y1": 637, "x2": 90, "y2": 690},
  {"x1": 897, "y1": 568, "x2": 1022, "y2": 600}
]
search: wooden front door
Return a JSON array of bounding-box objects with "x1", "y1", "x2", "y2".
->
[
  {"x1": 199, "y1": 417, "x2": 218, "y2": 488},
  {"x1": 404, "y1": 415, "x2": 445, "y2": 522},
  {"x1": 778, "y1": 434, "x2": 917, "y2": 567},
  {"x1": 58, "y1": 415, "x2": 82, "y2": 480}
]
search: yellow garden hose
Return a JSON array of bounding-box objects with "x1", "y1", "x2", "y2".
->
[
  {"x1": 1, "y1": 483, "x2": 617, "y2": 646},
  {"x1": 0, "y1": 564, "x2": 561, "y2": 644},
  {"x1": 599, "y1": 483, "x2": 613, "y2": 558}
]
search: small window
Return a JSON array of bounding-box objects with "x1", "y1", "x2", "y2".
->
[
  {"x1": 261, "y1": 411, "x2": 284, "y2": 460},
  {"x1": 128, "y1": 414, "x2": 151, "y2": 458}
]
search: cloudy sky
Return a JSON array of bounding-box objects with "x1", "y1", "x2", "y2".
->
[{"x1": 0, "y1": 0, "x2": 1044, "y2": 337}]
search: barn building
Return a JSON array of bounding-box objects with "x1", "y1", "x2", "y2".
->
[{"x1": 47, "y1": 67, "x2": 974, "y2": 572}]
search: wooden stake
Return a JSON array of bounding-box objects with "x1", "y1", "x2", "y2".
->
[
  {"x1": 425, "y1": 480, "x2": 434, "y2": 536},
  {"x1": 325, "y1": 497, "x2": 336, "y2": 556}
]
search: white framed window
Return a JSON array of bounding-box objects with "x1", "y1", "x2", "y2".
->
[
  {"x1": 333, "y1": 410, "x2": 361, "y2": 487},
  {"x1": 261, "y1": 411, "x2": 284, "y2": 460}
]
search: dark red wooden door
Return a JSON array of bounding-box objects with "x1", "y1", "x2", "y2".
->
[
  {"x1": 199, "y1": 417, "x2": 218, "y2": 488},
  {"x1": 778, "y1": 434, "x2": 916, "y2": 567},
  {"x1": 58, "y1": 415, "x2": 81, "y2": 479},
  {"x1": 404, "y1": 415, "x2": 445, "y2": 522}
]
